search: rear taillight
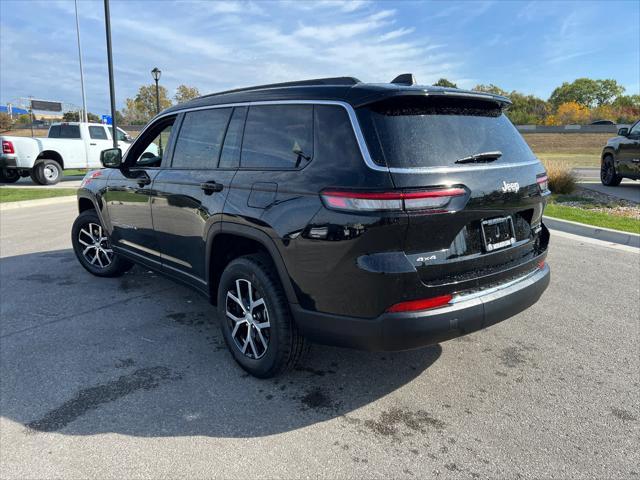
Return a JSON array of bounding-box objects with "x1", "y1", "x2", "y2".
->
[
  {"x1": 536, "y1": 174, "x2": 549, "y2": 193},
  {"x1": 2, "y1": 140, "x2": 14, "y2": 154},
  {"x1": 321, "y1": 187, "x2": 467, "y2": 213},
  {"x1": 386, "y1": 294, "x2": 453, "y2": 313}
]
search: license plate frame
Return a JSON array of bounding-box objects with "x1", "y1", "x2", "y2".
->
[{"x1": 481, "y1": 216, "x2": 516, "y2": 252}]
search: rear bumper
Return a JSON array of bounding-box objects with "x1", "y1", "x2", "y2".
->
[
  {"x1": 0, "y1": 155, "x2": 18, "y2": 169},
  {"x1": 292, "y1": 264, "x2": 550, "y2": 351}
]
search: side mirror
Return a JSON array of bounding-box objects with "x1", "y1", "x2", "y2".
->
[
  {"x1": 100, "y1": 148, "x2": 122, "y2": 168},
  {"x1": 618, "y1": 127, "x2": 629, "y2": 137}
]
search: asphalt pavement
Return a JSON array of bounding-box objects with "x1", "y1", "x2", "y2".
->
[
  {"x1": 1, "y1": 175, "x2": 83, "y2": 189},
  {"x1": 573, "y1": 167, "x2": 640, "y2": 203},
  {"x1": 0, "y1": 203, "x2": 638, "y2": 479}
]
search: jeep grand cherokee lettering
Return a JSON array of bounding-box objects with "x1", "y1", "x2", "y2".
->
[{"x1": 72, "y1": 75, "x2": 550, "y2": 378}]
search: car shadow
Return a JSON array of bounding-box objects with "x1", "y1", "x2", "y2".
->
[{"x1": 0, "y1": 248, "x2": 442, "y2": 438}]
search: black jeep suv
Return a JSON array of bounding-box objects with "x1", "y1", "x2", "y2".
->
[
  {"x1": 600, "y1": 120, "x2": 640, "y2": 186},
  {"x1": 72, "y1": 75, "x2": 550, "y2": 377}
]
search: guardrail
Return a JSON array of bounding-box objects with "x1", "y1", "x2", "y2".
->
[{"x1": 516, "y1": 124, "x2": 629, "y2": 134}]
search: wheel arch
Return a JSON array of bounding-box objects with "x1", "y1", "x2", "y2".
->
[
  {"x1": 601, "y1": 147, "x2": 616, "y2": 164},
  {"x1": 76, "y1": 190, "x2": 108, "y2": 229},
  {"x1": 206, "y1": 223, "x2": 298, "y2": 306},
  {"x1": 35, "y1": 150, "x2": 64, "y2": 169}
]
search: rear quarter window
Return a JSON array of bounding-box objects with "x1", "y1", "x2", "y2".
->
[
  {"x1": 357, "y1": 96, "x2": 536, "y2": 169},
  {"x1": 241, "y1": 105, "x2": 313, "y2": 169}
]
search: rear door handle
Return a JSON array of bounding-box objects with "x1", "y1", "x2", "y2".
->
[
  {"x1": 90, "y1": 143, "x2": 97, "y2": 146},
  {"x1": 201, "y1": 181, "x2": 224, "y2": 195}
]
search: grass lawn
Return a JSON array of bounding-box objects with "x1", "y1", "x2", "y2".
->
[
  {"x1": 0, "y1": 187, "x2": 77, "y2": 203},
  {"x1": 64, "y1": 169, "x2": 89, "y2": 176},
  {"x1": 545, "y1": 202, "x2": 640, "y2": 234},
  {"x1": 536, "y1": 152, "x2": 599, "y2": 168}
]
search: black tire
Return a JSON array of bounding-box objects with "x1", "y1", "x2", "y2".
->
[
  {"x1": 35, "y1": 159, "x2": 62, "y2": 185},
  {"x1": 217, "y1": 254, "x2": 307, "y2": 378},
  {"x1": 601, "y1": 155, "x2": 622, "y2": 186},
  {"x1": 30, "y1": 168, "x2": 44, "y2": 185},
  {"x1": 0, "y1": 168, "x2": 20, "y2": 183},
  {"x1": 71, "y1": 210, "x2": 133, "y2": 277}
]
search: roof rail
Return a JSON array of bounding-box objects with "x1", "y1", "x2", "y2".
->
[{"x1": 199, "y1": 77, "x2": 362, "y2": 100}]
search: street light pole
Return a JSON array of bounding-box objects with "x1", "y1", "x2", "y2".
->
[
  {"x1": 151, "y1": 67, "x2": 161, "y2": 114},
  {"x1": 74, "y1": 0, "x2": 88, "y2": 124},
  {"x1": 151, "y1": 67, "x2": 162, "y2": 153},
  {"x1": 104, "y1": 0, "x2": 118, "y2": 148}
]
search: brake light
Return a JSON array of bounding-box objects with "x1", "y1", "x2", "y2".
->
[
  {"x1": 536, "y1": 174, "x2": 549, "y2": 193},
  {"x1": 321, "y1": 188, "x2": 466, "y2": 212},
  {"x1": 386, "y1": 294, "x2": 453, "y2": 313},
  {"x1": 2, "y1": 140, "x2": 14, "y2": 154},
  {"x1": 537, "y1": 260, "x2": 545, "y2": 270}
]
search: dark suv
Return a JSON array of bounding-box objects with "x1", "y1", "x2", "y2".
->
[
  {"x1": 72, "y1": 75, "x2": 550, "y2": 377},
  {"x1": 600, "y1": 120, "x2": 640, "y2": 186}
]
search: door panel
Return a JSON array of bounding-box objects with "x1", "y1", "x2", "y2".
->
[
  {"x1": 151, "y1": 107, "x2": 237, "y2": 285},
  {"x1": 152, "y1": 169, "x2": 236, "y2": 284},
  {"x1": 105, "y1": 168, "x2": 162, "y2": 266},
  {"x1": 618, "y1": 122, "x2": 640, "y2": 177},
  {"x1": 104, "y1": 116, "x2": 178, "y2": 266}
]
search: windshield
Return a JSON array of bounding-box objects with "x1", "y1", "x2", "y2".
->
[{"x1": 357, "y1": 96, "x2": 536, "y2": 168}]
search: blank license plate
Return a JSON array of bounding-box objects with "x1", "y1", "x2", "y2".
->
[{"x1": 481, "y1": 217, "x2": 515, "y2": 252}]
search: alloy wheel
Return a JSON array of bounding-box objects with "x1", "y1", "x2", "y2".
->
[
  {"x1": 43, "y1": 164, "x2": 59, "y2": 182},
  {"x1": 225, "y1": 278, "x2": 271, "y2": 359},
  {"x1": 78, "y1": 222, "x2": 113, "y2": 268}
]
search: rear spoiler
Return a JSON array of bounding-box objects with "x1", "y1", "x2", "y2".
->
[{"x1": 354, "y1": 89, "x2": 512, "y2": 109}]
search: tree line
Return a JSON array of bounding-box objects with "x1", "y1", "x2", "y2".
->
[
  {"x1": 1, "y1": 77, "x2": 637, "y2": 132},
  {"x1": 433, "y1": 77, "x2": 638, "y2": 125}
]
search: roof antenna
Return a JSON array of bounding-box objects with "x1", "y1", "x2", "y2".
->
[{"x1": 390, "y1": 73, "x2": 416, "y2": 85}]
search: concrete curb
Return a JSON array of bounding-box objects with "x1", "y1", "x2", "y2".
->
[
  {"x1": 0, "y1": 195, "x2": 76, "y2": 212},
  {"x1": 544, "y1": 216, "x2": 640, "y2": 248}
]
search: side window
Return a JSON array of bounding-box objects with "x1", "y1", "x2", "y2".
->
[
  {"x1": 109, "y1": 127, "x2": 129, "y2": 142},
  {"x1": 630, "y1": 121, "x2": 640, "y2": 137},
  {"x1": 48, "y1": 125, "x2": 60, "y2": 138},
  {"x1": 241, "y1": 105, "x2": 313, "y2": 169},
  {"x1": 172, "y1": 108, "x2": 232, "y2": 169},
  {"x1": 125, "y1": 116, "x2": 176, "y2": 168},
  {"x1": 59, "y1": 124, "x2": 81, "y2": 139},
  {"x1": 89, "y1": 126, "x2": 108, "y2": 140},
  {"x1": 219, "y1": 107, "x2": 247, "y2": 168}
]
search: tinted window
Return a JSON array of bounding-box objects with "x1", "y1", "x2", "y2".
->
[
  {"x1": 173, "y1": 108, "x2": 231, "y2": 168},
  {"x1": 241, "y1": 105, "x2": 313, "y2": 169},
  {"x1": 57, "y1": 124, "x2": 81, "y2": 139},
  {"x1": 48, "y1": 125, "x2": 60, "y2": 138},
  {"x1": 89, "y1": 126, "x2": 108, "y2": 140},
  {"x1": 357, "y1": 96, "x2": 536, "y2": 168},
  {"x1": 109, "y1": 128, "x2": 128, "y2": 142},
  {"x1": 219, "y1": 107, "x2": 247, "y2": 168}
]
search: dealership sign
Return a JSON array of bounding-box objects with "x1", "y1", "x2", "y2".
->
[{"x1": 30, "y1": 100, "x2": 63, "y2": 112}]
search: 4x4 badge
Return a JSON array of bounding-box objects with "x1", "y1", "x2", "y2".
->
[{"x1": 502, "y1": 181, "x2": 520, "y2": 193}]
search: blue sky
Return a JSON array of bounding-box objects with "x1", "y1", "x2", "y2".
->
[{"x1": 1, "y1": 0, "x2": 638, "y2": 114}]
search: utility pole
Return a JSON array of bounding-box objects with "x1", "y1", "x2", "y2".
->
[
  {"x1": 28, "y1": 96, "x2": 34, "y2": 137},
  {"x1": 104, "y1": 0, "x2": 118, "y2": 148},
  {"x1": 75, "y1": 0, "x2": 88, "y2": 123}
]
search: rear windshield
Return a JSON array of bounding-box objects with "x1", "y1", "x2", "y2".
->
[{"x1": 357, "y1": 96, "x2": 536, "y2": 168}]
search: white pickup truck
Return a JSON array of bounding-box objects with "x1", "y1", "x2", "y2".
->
[{"x1": 0, "y1": 122, "x2": 139, "y2": 185}]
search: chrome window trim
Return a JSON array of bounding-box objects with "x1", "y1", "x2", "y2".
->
[{"x1": 132, "y1": 99, "x2": 539, "y2": 175}]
